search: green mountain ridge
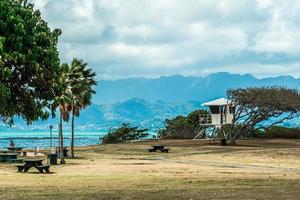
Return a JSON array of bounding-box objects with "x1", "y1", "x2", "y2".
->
[{"x1": 2, "y1": 72, "x2": 300, "y2": 130}]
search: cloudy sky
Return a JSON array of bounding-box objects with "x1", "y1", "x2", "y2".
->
[{"x1": 31, "y1": 0, "x2": 300, "y2": 80}]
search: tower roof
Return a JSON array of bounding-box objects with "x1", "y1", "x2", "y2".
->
[{"x1": 201, "y1": 98, "x2": 231, "y2": 106}]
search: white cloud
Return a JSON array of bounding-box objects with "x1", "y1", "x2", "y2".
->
[
  {"x1": 252, "y1": 0, "x2": 300, "y2": 55},
  {"x1": 30, "y1": 0, "x2": 300, "y2": 79}
]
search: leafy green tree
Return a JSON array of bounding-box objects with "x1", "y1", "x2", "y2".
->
[
  {"x1": 0, "y1": 0, "x2": 61, "y2": 124},
  {"x1": 256, "y1": 126, "x2": 300, "y2": 139},
  {"x1": 187, "y1": 109, "x2": 209, "y2": 128},
  {"x1": 67, "y1": 58, "x2": 96, "y2": 158},
  {"x1": 102, "y1": 123, "x2": 149, "y2": 144},
  {"x1": 54, "y1": 58, "x2": 96, "y2": 160},
  {"x1": 227, "y1": 87, "x2": 300, "y2": 144},
  {"x1": 159, "y1": 109, "x2": 208, "y2": 139}
]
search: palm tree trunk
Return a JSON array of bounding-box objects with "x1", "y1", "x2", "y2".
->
[
  {"x1": 71, "y1": 102, "x2": 75, "y2": 158},
  {"x1": 59, "y1": 110, "x2": 66, "y2": 164}
]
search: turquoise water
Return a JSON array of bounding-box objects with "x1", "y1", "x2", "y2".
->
[
  {"x1": 0, "y1": 129, "x2": 157, "y2": 149},
  {"x1": 0, "y1": 130, "x2": 107, "y2": 149}
]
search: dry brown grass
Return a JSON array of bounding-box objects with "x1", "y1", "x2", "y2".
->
[{"x1": 1, "y1": 139, "x2": 300, "y2": 199}]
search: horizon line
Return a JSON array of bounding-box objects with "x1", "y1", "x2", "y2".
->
[{"x1": 97, "y1": 72, "x2": 300, "y2": 82}]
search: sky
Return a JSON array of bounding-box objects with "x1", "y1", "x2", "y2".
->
[{"x1": 30, "y1": 0, "x2": 300, "y2": 80}]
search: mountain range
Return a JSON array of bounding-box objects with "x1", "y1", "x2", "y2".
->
[
  {"x1": 2, "y1": 98, "x2": 199, "y2": 131},
  {"x1": 2, "y1": 72, "x2": 300, "y2": 130},
  {"x1": 93, "y1": 72, "x2": 300, "y2": 104}
]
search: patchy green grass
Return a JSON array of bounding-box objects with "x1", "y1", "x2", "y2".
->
[{"x1": 0, "y1": 178, "x2": 299, "y2": 200}]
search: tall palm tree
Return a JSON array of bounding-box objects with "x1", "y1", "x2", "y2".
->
[
  {"x1": 68, "y1": 58, "x2": 96, "y2": 158},
  {"x1": 55, "y1": 63, "x2": 71, "y2": 164}
]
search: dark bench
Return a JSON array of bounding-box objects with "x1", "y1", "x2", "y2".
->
[
  {"x1": 15, "y1": 159, "x2": 49, "y2": 173},
  {"x1": 0, "y1": 153, "x2": 19, "y2": 163},
  {"x1": 36, "y1": 164, "x2": 51, "y2": 173},
  {"x1": 148, "y1": 148, "x2": 169, "y2": 153},
  {"x1": 161, "y1": 148, "x2": 169, "y2": 153},
  {"x1": 7, "y1": 147, "x2": 24, "y2": 152},
  {"x1": 148, "y1": 148, "x2": 155, "y2": 152},
  {"x1": 148, "y1": 145, "x2": 169, "y2": 153}
]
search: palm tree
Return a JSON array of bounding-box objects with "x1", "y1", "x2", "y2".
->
[
  {"x1": 55, "y1": 63, "x2": 71, "y2": 164},
  {"x1": 68, "y1": 58, "x2": 96, "y2": 158}
]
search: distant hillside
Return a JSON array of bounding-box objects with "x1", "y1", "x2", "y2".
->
[
  {"x1": 94, "y1": 72, "x2": 300, "y2": 104},
  {"x1": 2, "y1": 98, "x2": 199, "y2": 130},
  {"x1": 2, "y1": 72, "x2": 300, "y2": 131}
]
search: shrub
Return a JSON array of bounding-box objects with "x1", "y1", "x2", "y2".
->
[
  {"x1": 255, "y1": 126, "x2": 300, "y2": 139},
  {"x1": 102, "y1": 123, "x2": 149, "y2": 144},
  {"x1": 158, "y1": 109, "x2": 208, "y2": 139}
]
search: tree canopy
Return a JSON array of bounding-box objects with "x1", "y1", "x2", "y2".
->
[
  {"x1": 227, "y1": 86, "x2": 300, "y2": 143},
  {"x1": 158, "y1": 109, "x2": 208, "y2": 139},
  {"x1": 0, "y1": 0, "x2": 61, "y2": 124},
  {"x1": 68, "y1": 58, "x2": 97, "y2": 158},
  {"x1": 102, "y1": 123, "x2": 149, "y2": 144}
]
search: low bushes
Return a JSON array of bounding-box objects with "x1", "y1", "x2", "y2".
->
[
  {"x1": 158, "y1": 109, "x2": 208, "y2": 139},
  {"x1": 102, "y1": 123, "x2": 149, "y2": 144},
  {"x1": 255, "y1": 126, "x2": 300, "y2": 139}
]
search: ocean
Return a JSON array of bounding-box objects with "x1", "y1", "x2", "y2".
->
[
  {"x1": 0, "y1": 129, "x2": 106, "y2": 149},
  {"x1": 0, "y1": 129, "x2": 157, "y2": 149}
]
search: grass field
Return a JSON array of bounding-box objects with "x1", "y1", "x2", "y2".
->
[{"x1": 1, "y1": 139, "x2": 300, "y2": 199}]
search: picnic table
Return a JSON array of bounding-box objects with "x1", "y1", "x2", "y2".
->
[
  {"x1": 0, "y1": 152, "x2": 18, "y2": 162},
  {"x1": 16, "y1": 159, "x2": 51, "y2": 173},
  {"x1": 148, "y1": 145, "x2": 169, "y2": 153},
  {"x1": 7, "y1": 147, "x2": 24, "y2": 152}
]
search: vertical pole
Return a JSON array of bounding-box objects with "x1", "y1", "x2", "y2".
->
[
  {"x1": 50, "y1": 125, "x2": 53, "y2": 149},
  {"x1": 58, "y1": 122, "x2": 60, "y2": 158},
  {"x1": 219, "y1": 106, "x2": 222, "y2": 125}
]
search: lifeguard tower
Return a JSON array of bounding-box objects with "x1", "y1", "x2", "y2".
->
[{"x1": 193, "y1": 98, "x2": 235, "y2": 140}]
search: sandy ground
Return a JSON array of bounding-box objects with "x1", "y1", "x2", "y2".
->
[{"x1": 0, "y1": 139, "x2": 300, "y2": 199}]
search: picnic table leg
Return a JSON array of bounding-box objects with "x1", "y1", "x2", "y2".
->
[
  {"x1": 44, "y1": 167, "x2": 50, "y2": 173},
  {"x1": 23, "y1": 166, "x2": 31, "y2": 172},
  {"x1": 17, "y1": 166, "x2": 24, "y2": 172},
  {"x1": 37, "y1": 167, "x2": 44, "y2": 173}
]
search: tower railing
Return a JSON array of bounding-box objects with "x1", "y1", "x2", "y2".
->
[
  {"x1": 199, "y1": 114, "x2": 227, "y2": 125},
  {"x1": 199, "y1": 114, "x2": 212, "y2": 125}
]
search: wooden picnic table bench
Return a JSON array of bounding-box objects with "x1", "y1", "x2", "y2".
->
[
  {"x1": 36, "y1": 164, "x2": 51, "y2": 173},
  {"x1": 0, "y1": 153, "x2": 19, "y2": 162},
  {"x1": 16, "y1": 159, "x2": 51, "y2": 173},
  {"x1": 7, "y1": 147, "x2": 24, "y2": 152},
  {"x1": 148, "y1": 145, "x2": 169, "y2": 153}
]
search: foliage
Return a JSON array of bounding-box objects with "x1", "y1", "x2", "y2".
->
[
  {"x1": 158, "y1": 109, "x2": 208, "y2": 139},
  {"x1": 0, "y1": 0, "x2": 61, "y2": 124},
  {"x1": 54, "y1": 58, "x2": 96, "y2": 159},
  {"x1": 54, "y1": 63, "x2": 71, "y2": 164},
  {"x1": 54, "y1": 59, "x2": 96, "y2": 122},
  {"x1": 255, "y1": 126, "x2": 300, "y2": 139},
  {"x1": 67, "y1": 58, "x2": 96, "y2": 158},
  {"x1": 54, "y1": 63, "x2": 71, "y2": 120},
  {"x1": 187, "y1": 109, "x2": 209, "y2": 127},
  {"x1": 227, "y1": 86, "x2": 300, "y2": 143},
  {"x1": 67, "y1": 58, "x2": 97, "y2": 117},
  {"x1": 221, "y1": 124, "x2": 258, "y2": 139},
  {"x1": 102, "y1": 123, "x2": 149, "y2": 144}
]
